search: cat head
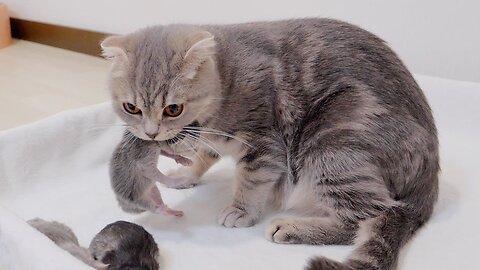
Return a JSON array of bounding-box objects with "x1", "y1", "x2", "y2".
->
[{"x1": 101, "y1": 26, "x2": 222, "y2": 156}]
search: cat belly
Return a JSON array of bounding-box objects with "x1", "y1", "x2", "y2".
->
[{"x1": 282, "y1": 177, "x2": 334, "y2": 217}]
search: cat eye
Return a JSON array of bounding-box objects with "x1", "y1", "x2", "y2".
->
[
  {"x1": 164, "y1": 104, "x2": 184, "y2": 117},
  {"x1": 123, "y1": 103, "x2": 142, "y2": 115}
]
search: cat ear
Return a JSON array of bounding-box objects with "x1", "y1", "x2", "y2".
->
[
  {"x1": 101, "y1": 36, "x2": 127, "y2": 60},
  {"x1": 181, "y1": 31, "x2": 216, "y2": 80}
]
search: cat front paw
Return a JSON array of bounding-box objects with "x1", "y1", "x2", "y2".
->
[
  {"x1": 218, "y1": 205, "x2": 258, "y2": 228},
  {"x1": 265, "y1": 218, "x2": 301, "y2": 244},
  {"x1": 165, "y1": 168, "x2": 200, "y2": 189}
]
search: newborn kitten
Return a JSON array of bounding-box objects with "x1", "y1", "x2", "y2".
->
[
  {"x1": 89, "y1": 221, "x2": 160, "y2": 270},
  {"x1": 102, "y1": 18, "x2": 439, "y2": 270},
  {"x1": 27, "y1": 218, "x2": 107, "y2": 269},
  {"x1": 110, "y1": 131, "x2": 193, "y2": 216}
]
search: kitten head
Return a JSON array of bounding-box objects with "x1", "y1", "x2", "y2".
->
[{"x1": 102, "y1": 26, "x2": 221, "y2": 156}]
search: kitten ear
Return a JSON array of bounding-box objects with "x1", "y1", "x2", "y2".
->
[
  {"x1": 101, "y1": 250, "x2": 116, "y2": 264},
  {"x1": 101, "y1": 36, "x2": 127, "y2": 60},
  {"x1": 181, "y1": 31, "x2": 216, "y2": 80}
]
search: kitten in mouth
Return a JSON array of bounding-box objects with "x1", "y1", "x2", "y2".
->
[
  {"x1": 104, "y1": 19, "x2": 439, "y2": 270},
  {"x1": 109, "y1": 120, "x2": 201, "y2": 215},
  {"x1": 110, "y1": 130, "x2": 193, "y2": 216}
]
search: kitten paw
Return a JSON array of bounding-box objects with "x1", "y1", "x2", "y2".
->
[
  {"x1": 165, "y1": 177, "x2": 198, "y2": 189},
  {"x1": 165, "y1": 168, "x2": 200, "y2": 189},
  {"x1": 218, "y1": 205, "x2": 257, "y2": 228},
  {"x1": 153, "y1": 205, "x2": 184, "y2": 217},
  {"x1": 265, "y1": 218, "x2": 301, "y2": 244}
]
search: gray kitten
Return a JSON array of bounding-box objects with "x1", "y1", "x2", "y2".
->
[
  {"x1": 110, "y1": 131, "x2": 193, "y2": 216},
  {"x1": 103, "y1": 18, "x2": 439, "y2": 270},
  {"x1": 89, "y1": 221, "x2": 160, "y2": 270},
  {"x1": 29, "y1": 219, "x2": 160, "y2": 270},
  {"x1": 28, "y1": 218, "x2": 107, "y2": 269}
]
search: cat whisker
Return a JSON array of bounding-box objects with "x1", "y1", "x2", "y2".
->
[
  {"x1": 185, "y1": 131, "x2": 223, "y2": 158},
  {"x1": 181, "y1": 136, "x2": 208, "y2": 166},
  {"x1": 120, "y1": 132, "x2": 137, "y2": 151},
  {"x1": 184, "y1": 131, "x2": 222, "y2": 158},
  {"x1": 171, "y1": 127, "x2": 221, "y2": 158},
  {"x1": 174, "y1": 136, "x2": 204, "y2": 165},
  {"x1": 183, "y1": 127, "x2": 252, "y2": 148},
  {"x1": 183, "y1": 129, "x2": 246, "y2": 145}
]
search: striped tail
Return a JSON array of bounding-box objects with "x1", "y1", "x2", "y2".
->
[{"x1": 306, "y1": 205, "x2": 428, "y2": 270}]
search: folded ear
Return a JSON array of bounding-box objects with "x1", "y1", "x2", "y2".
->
[
  {"x1": 101, "y1": 35, "x2": 127, "y2": 60},
  {"x1": 181, "y1": 31, "x2": 216, "y2": 80}
]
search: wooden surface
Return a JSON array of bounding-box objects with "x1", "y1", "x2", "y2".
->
[
  {"x1": 0, "y1": 39, "x2": 110, "y2": 130},
  {"x1": 0, "y1": 3, "x2": 12, "y2": 49},
  {"x1": 10, "y1": 18, "x2": 110, "y2": 57}
]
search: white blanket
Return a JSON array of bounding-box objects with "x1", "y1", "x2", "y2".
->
[{"x1": 1, "y1": 75, "x2": 479, "y2": 270}]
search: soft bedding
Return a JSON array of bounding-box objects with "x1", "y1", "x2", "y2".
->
[{"x1": 0, "y1": 75, "x2": 479, "y2": 270}]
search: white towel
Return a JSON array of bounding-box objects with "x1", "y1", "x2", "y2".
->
[{"x1": 0, "y1": 75, "x2": 479, "y2": 270}]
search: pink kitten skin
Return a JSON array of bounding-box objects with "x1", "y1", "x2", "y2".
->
[
  {"x1": 160, "y1": 149, "x2": 193, "y2": 166},
  {"x1": 110, "y1": 131, "x2": 191, "y2": 215}
]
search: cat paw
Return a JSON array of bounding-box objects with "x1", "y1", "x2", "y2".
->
[
  {"x1": 218, "y1": 205, "x2": 257, "y2": 228},
  {"x1": 265, "y1": 218, "x2": 300, "y2": 244},
  {"x1": 165, "y1": 168, "x2": 199, "y2": 189}
]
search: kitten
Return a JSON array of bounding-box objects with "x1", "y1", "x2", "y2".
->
[
  {"x1": 28, "y1": 218, "x2": 107, "y2": 269},
  {"x1": 89, "y1": 221, "x2": 160, "y2": 270},
  {"x1": 103, "y1": 18, "x2": 439, "y2": 270},
  {"x1": 110, "y1": 130, "x2": 193, "y2": 216},
  {"x1": 29, "y1": 219, "x2": 160, "y2": 270}
]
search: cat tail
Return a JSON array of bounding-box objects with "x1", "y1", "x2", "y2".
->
[{"x1": 306, "y1": 204, "x2": 430, "y2": 270}]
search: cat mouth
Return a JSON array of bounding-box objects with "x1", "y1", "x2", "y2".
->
[{"x1": 165, "y1": 121, "x2": 200, "y2": 145}]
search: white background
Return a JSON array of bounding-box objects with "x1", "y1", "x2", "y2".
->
[{"x1": 4, "y1": 0, "x2": 480, "y2": 82}]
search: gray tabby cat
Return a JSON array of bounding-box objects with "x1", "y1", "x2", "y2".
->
[{"x1": 103, "y1": 18, "x2": 439, "y2": 270}]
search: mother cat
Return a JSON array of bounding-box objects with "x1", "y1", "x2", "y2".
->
[{"x1": 103, "y1": 18, "x2": 439, "y2": 270}]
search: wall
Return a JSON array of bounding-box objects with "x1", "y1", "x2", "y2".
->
[{"x1": 4, "y1": 0, "x2": 480, "y2": 82}]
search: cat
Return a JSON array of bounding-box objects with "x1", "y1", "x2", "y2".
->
[
  {"x1": 103, "y1": 18, "x2": 439, "y2": 270},
  {"x1": 29, "y1": 219, "x2": 160, "y2": 270}
]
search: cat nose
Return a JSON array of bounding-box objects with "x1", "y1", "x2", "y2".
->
[{"x1": 145, "y1": 132, "x2": 158, "y2": 139}]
